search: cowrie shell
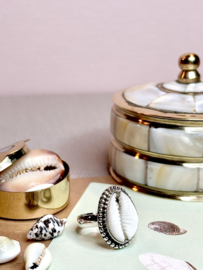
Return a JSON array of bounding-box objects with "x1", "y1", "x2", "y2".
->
[
  {"x1": 98, "y1": 186, "x2": 138, "y2": 249},
  {"x1": 0, "y1": 236, "x2": 21, "y2": 264},
  {"x1": 0, "y1": 149, "x2": 65, "y2": 192},
  {"x1": 139, "y1": 253, "x2": 196, "y2": 270},
  {"x1": 27, "y1": 214, "x2": 67, "y2": 240},
  {"x1": 24, "y1": 243, "x2": 51, "y2": 270}
]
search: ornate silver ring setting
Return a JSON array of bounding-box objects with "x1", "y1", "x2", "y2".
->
[{"x1": 77, "y1": 186, "x2": 139, "y2": 249}]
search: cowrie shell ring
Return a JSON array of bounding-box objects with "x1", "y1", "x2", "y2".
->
[{"x1": 77, "y1": 186, "x2": 139, "y2": 249}]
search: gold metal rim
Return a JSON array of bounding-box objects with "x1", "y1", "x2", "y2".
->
[
  {"x1": 113, "y1": 89, "x2": 203, "y2": 125},
  {"x1": 110, "y1": 167, "x2": 203, "y2": 201},
  {"x1": 111, "y1": 138, "x2": 203, "y2": 165},
  {"x1": 0, "y1": 140, "x2": 30, "y2": 172},
  {"x1": 0, "y1": 161, "x2": 70, "y2": 220},
  {"x1": 112, "y1": 106, "x2": 203, "y2": 131}
]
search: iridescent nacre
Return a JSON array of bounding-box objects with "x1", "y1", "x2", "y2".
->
[
  {"x1": 148, "y1": 221, "x2": 187, "y2": 235},
  {"x1": 0, "y1": 236, "x2": 21, "y2": 264}
]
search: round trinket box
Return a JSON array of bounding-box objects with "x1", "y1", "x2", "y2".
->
[
  {"x1": 109, "y1": 53, "x2": 203, "y2": 201},
  {"x1": 0, "y1": 140, "x2": 70, "y2": 219}
]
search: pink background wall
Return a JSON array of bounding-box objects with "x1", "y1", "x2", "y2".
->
[{"x1": 0, "y1": 1, "x2": 203, "y2": 96}]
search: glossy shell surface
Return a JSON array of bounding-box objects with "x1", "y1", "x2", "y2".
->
[
  {"x1": 139, "y1": 253, "x2": 196, "y2": 270},
  {"x1": 124, "y1": 82, "x2": 203, "y2": 113},
  {"x1": 27, "y1": 214, "x2": 67, "y2": 240},
  {"x1": 109, "y1": 140, "x2": 200, "y2": 192},
  {"x1": 24, "y1": 243, "x2": 51, "y2": 270},
  {"x1": 148, "y1": 221, "x2": 187, "y2": 235},
  {"x1": 98, "y1": 186, "x2": 138, "y2": 249},
  {"x1": 0, "y1": 149, "x2": 65, "y2": 192},
  {"x1": 0, "y1": 236, "x2": 21, "y2": 264},
  {"x1": 111, "y1": 108, "x2": 203, "y2": 158}
]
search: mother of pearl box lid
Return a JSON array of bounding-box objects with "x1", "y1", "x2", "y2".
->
[
  {"x1": 109, "y1": 53, "x2": 203, "y2": 201},
  {"x1": 0, "y1": 140, "x2": 70, "y2": 220}
]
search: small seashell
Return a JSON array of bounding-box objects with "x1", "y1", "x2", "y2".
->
[
  {"x1": 0, "y1": 236, "x2": 21, "y2": 264},
  {"x1": 0, "y1": 149, "x2": 65, "y2": 192},
  {"x1": 27, "y1": 214, "x2": 67, "y2": 240},
  {"x1": 148, "y1": 221, "x2": 187, "y2": 235},
  {"x1": 24, "y1": 243, "x2": 51, "y2": 270},
  {"x1": 107, "y1": 188, "x2": 139, "y2": 243},
  {"x1": 139, "y1": 253, "x2": 196, "y2": 270}
]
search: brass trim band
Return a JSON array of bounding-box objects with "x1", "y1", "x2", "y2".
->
[
  {"x1": 113, "y1": 89, "x2": 203, "y2": 125},
  {"x1": 111, "y1": 138, "x2": 203, "y2": 166},
  {"x1": 0, "y1": 140, "x2": 30, "y2": 172},
  {"x1": 112, "y1": 106, "x2": 203, "y2": 131},
  {"x1": 109, "y1": 167, "x2": 203, "y2": 202}
]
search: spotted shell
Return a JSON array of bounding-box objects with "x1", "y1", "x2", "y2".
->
[
  {"x1": 139, "y1": 253, "x2": 196, "y2": 270},
  {"x1": 24, "y1": 243, "x2": 51, "y2": 270},
  {"x1": 0, "y1": 236, "x2": 21, "y2": 264},
  {"x1": 27, "y1": 214, "x2": 67, "y2": 240},
  {"x1": 148, "y1": 221, "x2": 187, "y2": 235}
]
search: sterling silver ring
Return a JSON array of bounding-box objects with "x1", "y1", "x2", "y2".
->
[{"x1": 77, "y1": 186, "x2": 139, "y2": 249}]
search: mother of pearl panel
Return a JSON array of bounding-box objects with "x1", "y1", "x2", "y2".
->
[
  {"x1": 163, "y1": 81, "x2": 203, "y2": 93},
  {"x1": 148, "y1": 93, "x2": 195, "y2": 113},
  {"x1": 150, "y1": 127, "x2": 203, "y2": 157},
  {"x1": 147, "y1": 162, "x2": 197, "y2": 191},
  {"x1": 111, "y1": 110, "x2": 203, "y2": 157},
  {"x1": 110, "y1": 144, "x2": 146, "y2": 185},
  {"x1": 109, "y1": 142, "x2": 199, "y2": 191},
  {"x1": 111, "y1": 110, "x2": 149, "y2": 151},
  {"x1": 200, "y1": 169, "x2": 203, "y2": 191},
  {"x1": 195, "y1": 95, "x2": 203, "y2": 113},
  {"x1": 124, "y1": 82, "x2": 203, "y2": 113},
  {"x1": 124, "y1": 84, "x2": 165, "y2": 107}
]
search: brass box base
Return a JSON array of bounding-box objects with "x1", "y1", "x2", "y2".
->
[{"x1": 0, "y1": 161, "x2": 70, "y2": 220}]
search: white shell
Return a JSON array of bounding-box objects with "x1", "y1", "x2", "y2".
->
[
  {"x1": 107, "y1": 190, "x2": 138, "y2": 243},
  {"x1": 24, "y1": 243, "x2": 51, "y2": 270},
  {"x1": 139, "y1": 253, "x2": 196, "y2": 270},
  {"x1": 0, "y1": 149, "x2": 65, "y2": 192},
  {"x1": 0, "y1": 236, "x2": 21, "y2": 264},
  {"x1": 27, "y1": 214, "x2": 67, "y2": 240}
]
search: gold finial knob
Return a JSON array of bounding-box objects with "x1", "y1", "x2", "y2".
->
[{"x1": 177, "y1": 53, "x2": 200, "y2": 83}]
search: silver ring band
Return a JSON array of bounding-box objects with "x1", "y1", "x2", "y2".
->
[
  {"x1": 77, "y1": 212, "x2": 98, "y2": 228},
  {"x1": 76, "y1": 186, "x2": 139, "y2": 249}
]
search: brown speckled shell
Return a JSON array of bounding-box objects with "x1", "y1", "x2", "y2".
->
[{"x1": 148, "y1": 221, "x2": 187, "y2": 235}]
